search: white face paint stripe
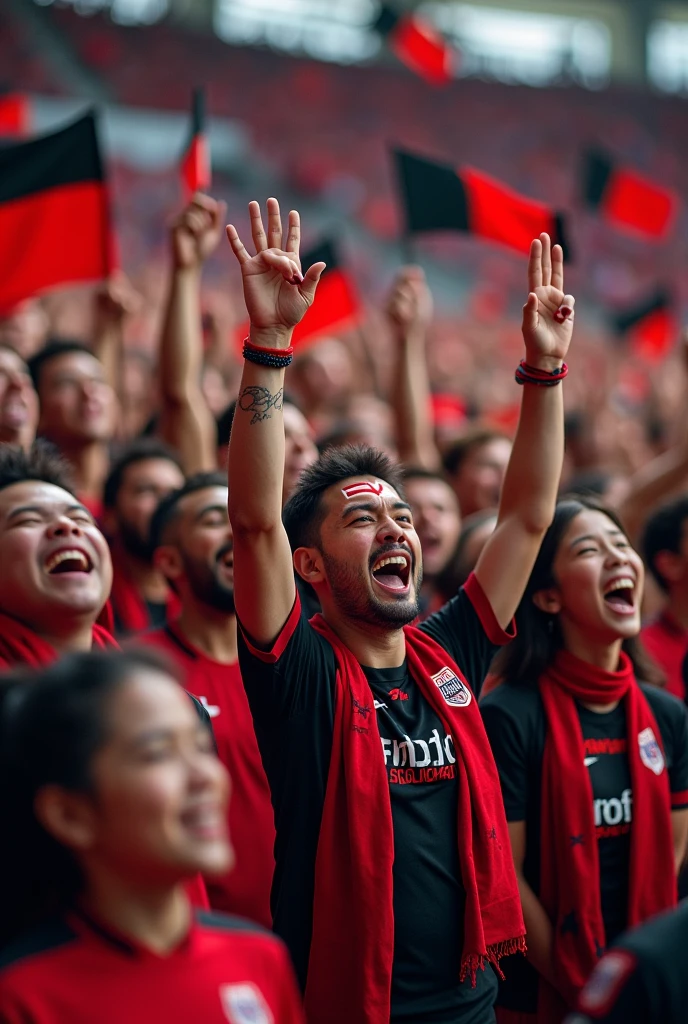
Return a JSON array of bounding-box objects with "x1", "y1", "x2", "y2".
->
[{"x1": 341, "y1": 481, "x2": 384, "y2": 499}]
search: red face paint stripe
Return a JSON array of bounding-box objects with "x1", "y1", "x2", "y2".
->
[{"x1": 341, "y1": 482, "x2": 384, "y2": 499}]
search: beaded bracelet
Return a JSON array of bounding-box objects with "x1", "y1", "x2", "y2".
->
[
  {"x1": 242, "y1": 336, "x2": 294, "y2": 369},
  {"x1": 515, "y1": 360, "x2": 568, "y2": 387}
]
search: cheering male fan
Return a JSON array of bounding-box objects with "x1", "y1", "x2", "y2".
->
[{"x1": 226, "y1": 199, "x2": 574, "y2": 1024}]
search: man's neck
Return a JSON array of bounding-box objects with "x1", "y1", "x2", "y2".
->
[
  {"x1": 664, "y1": 590, "x2": 688, "y2": 632},
  {"x1": 58, "y1": 439, "x2": 109, "y2": 499},
  {"x1": 119, "y1": 547, "x2": 170, "y2": 604},
  {"x1": 0, "y1": 425, "x2": 33, "y2": 451},
  {"x1": 321, "y1": 610, "x2": 407, "y2": 669},
  {"x1": 80, "y1": 872, "x2": 190, "y2": 956},
  {"x1": 176, "y1": 602, "x2": 238, "y2": 664},
  {"x1": 37, "y1": 620, "x2": 96, "y2": 654}
]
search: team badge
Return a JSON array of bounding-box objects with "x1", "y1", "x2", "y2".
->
[
  {"x1": 220, "y1": 983, "x2": 274, "y2": 1024},
  {"x1": 431, "y1": 667, "x2": 472, "y2": 708},
  {"x1": 637, "y1": 727, "x2": 665, "y2": 776},
  {"x1": 577, "y1": 950, "x2": 637, "y2": 1014}
]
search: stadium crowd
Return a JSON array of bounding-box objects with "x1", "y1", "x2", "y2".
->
[{"x1": 3, "y1": 7, "x2": 688, "y2": 1023}]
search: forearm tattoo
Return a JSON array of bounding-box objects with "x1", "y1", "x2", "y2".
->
[{"x1": 238, "y1": 385, "x2": 284, "y2": 425}]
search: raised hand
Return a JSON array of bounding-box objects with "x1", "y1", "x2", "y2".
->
[
  {"x1": 171, "y1": 193, "x2": 227, "y2": 271},
  {"x1": 521, "y1": 233, "x2": 574, "y2": 369},
  {"x1": 226, "y1": 198, "x2": 325, "y2": 346},
  {"x1": 386, "y1": 265, "x2": 433, "y2": 337},
  {"x1": 95, "y1": 272, "x2": 141, "y2": 325}
]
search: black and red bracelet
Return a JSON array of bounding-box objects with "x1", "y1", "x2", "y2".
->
[
  {"x1": 242, "y1": 336, "x2": 294, "y2": 369},
  {"x1": 515, "y1": 360, "x2": 568, "y2": 387}
]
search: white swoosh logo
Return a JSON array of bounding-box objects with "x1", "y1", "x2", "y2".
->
[
  {"x1": 374, "y1": 700, "x2": 387, "y2": 710},
  {"x1": 584, "y1": 756, "x2": 598, "y2": 767}
]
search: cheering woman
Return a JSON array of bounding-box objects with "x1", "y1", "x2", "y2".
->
[
  {"x1": 0, "y1": 649, "x2": 303, "y2": 1024},
  {"x1": 481, "y1": 496, "x2": 688, "y2": 1024}
]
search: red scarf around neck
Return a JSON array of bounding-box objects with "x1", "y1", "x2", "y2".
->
[
  {"x1": 0, "y1": 610, "x2": 117, "y2": 668},
  {"x1": 538, "y1": 648, "x2": 676, "y2": 1023},
  {"x1": 306, "y1": 614, "x2": 525, "y2": 1024}
]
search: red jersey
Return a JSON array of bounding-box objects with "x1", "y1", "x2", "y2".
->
[
  {"x1": 141, "y1": 624, "x2": 275, "y2": 928},
  {"x1": 0, "y1": 910, "x2": 304, "y2": 1024},
  {"x1": 641, "y1": 611, "x2": 688, "y2": 701}
]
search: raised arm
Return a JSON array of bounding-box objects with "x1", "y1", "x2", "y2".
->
[
  {"x1": 474, "y1": 234, "x2": 573, "y2": 628},
  {"x1": 226, "y1": 199, "x2": 324, "y2": 645},
  {"x1": 93, "y1": 272, "x2": 140, "y2": 434},
  {"x1": 157, "y1": 193, "x2": 224, "y2": 474},
  {"x1": 387, "y1": 266, "x2": 441, "y2": 470}
]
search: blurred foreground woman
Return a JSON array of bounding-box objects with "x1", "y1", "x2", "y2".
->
[
  {"x1": 0, "y1": 650, "x2": 303, "y2": 1024},
  {"x1": 481, "y1": 497, "x2": 688, "y2": 1024}
]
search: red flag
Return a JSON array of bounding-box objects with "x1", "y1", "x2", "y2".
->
[
  {"x1": 395, "y1": 148, "x2": 569, "y2": 257},
  {"x1": 236, "y1": 240, "x2": 361, "y2": 353},
  {"x1": 375, "y1": 5, "x2": 455, "y2": 86},
  {"x1": 613, "y1": 291, "x2": 677, "y2": 363},
  {"x1": 0, "y1": 93, "x2": 30, "y2": 138},
  {"x1": 0, "y1": 113, "x2": 112, "y2": 314},
  {"x1": 583, "y1": 150, "x2": 678, "y2": 240},
  {"x1": 181, "y1": 88, "x2": 210, "y2": 198}
]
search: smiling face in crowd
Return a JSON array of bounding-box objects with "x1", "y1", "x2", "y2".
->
[
  {"x1": 404, "y1": 475, "x2": 461, "y2": 580},
  {"x1": 36, "y1": 351, "x2": 117, "y2": 446},
  {"x1": 303, "y1": 476, "x2": 423, "y2": 628},
  {"x1": 0, "y1": 480, "x2": 112, "y2": 631},
  {"x1": 535, "y1": 508, "x2": 644, "y2": 646}
]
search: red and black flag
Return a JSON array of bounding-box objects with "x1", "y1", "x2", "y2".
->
[
  {"x1": 394, "y1": 148, "x2": 569, "y2": 257},
  {"x1": 583, "y1": 149, "x2": 678, "y2": 240},
  {"x1": 235, "y1": 239, "x2": 361, "y2": 352},
  {"x1": 612, "y1": 289, "x2": 677, "y2": 363},
  {"x1": 374, "y1": 5, "x2": 454, "y2": 86},
  {"x1": 0, "y1": 92, "x2": 30, "y2": 138},
  {"x1": 0, "y1": 112, "x2": 112, "y2": 314},
  {"x1": 181, "y1": 88, "x2": 211, "y2": 198}
]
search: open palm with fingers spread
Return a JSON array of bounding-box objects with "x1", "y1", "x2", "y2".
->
[
  {"x1": 522, "y1": 232, "x2": 575, "y2": 369},
  {"x1": 226, "y1": 199, "x2": 326, "y2": 344}
]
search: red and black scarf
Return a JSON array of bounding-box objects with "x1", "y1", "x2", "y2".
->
[
  {"x1": 538, "y1": 648, "x2": 676, "y2": 1022},
  {"x1": 305, "y1": 615, "x2": 525, "y2": 1024},
  {"x1": 0, "y1": 610, "x2": 117, "y2": 668}
]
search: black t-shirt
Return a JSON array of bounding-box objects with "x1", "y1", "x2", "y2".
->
[
  {"x1": 568, "y1": 900, "x2": 688, "y2": 1024},
  {"x1": 238, "y1": 573, "x2": 513, "y2": 1024},
  {"x1": 481, "y1": 681, "x2": 688, "y2": 1014}
]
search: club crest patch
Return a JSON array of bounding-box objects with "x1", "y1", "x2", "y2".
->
[
  {"x1": 638, "y1": 727, "x2": 665, "y2": 776},
  {"x1": 578, "y1": 950, "x2": 637, "y2": 1015},
  {"x1": 431, "y1": 666, "x2": 472, "y2": 708},
  {"x1": 220, "y1": 983, "x2": 274, "y2": 1024}
]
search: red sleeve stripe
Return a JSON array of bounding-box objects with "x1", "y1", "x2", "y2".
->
[
  {"x1": 671, "y1": 789, "x2": 688, "y2": 809},
  {"x1": 238, "y1": 594, "x2": 302, "y2": 664},
  {"x1": 463, "y1": 572, "x2": 517, "y2": 646}
]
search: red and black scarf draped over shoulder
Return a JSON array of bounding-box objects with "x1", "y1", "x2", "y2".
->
[
  {"x1": 305, "y1": 614, "x2": 525, "y2": 1024},
  {"x1": 0, "y1": 610, "x2": 117, "y2": 668},
  {"x1": 538, "y1": 648, "x2": 676, "y2": 1023}
]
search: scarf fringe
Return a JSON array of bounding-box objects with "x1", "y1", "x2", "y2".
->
[{"x1": 460, "y1": 936, "x2": 527, "y2": 987}]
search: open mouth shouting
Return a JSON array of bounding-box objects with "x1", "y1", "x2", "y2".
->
[
  {"x1": 370, "y1": 549, "x2": 412, "y2": 596},
  {"x1": 602, "y1": 575, "x2": 636, "y2": 616},
  {"x1": 44, "y1": 546, "x2": 94, "y2": 577}
]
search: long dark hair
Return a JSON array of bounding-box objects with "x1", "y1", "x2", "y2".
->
[
  {"x1": 492, "y1": 496, "x2": 663, "y2": 689},
  {"x1": 0, "y1": 649, "x2": 178, "y2": 949}
]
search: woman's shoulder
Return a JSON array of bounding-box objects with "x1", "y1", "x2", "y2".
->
[
  {"x1": 639, "y1": 683, "x2": 688, "y2": 730},
  {"x1": 480, "y1": 678, "x2": 545, "y2": 729}
]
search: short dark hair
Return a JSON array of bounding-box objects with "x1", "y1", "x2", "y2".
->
[
  {"x1": 149, "y1": 470, "x2": 227, "y2": 552},
  {"x1": 641, "y1": 495, "x2": 688, "y2": 592},
  {"x1": 0, "y1": 440, "x2": 74, "y2": 495},
  {"x1": 103, "y1": 439, "x2": 183, "y2": 510},
  {"x1": 443, "y1": 427, "x2": 509, "y2": 477},
  {"x1": 27, "y1": 339, "x2": 95, "y2": 392},
  {"x1": 282, "y1": 444, "x2": 403, "y2": 551},
  {"x1": 0, "y1": 648, "x2": 182, "y2": 947}
]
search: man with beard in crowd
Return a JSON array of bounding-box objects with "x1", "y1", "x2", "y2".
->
[
  {"x1": 0, "y1": 345, "x2": 38, "y2": 451},
  {"x1": 226, "y1": 200, "x2": 574, "y2": 1023},
  {"x1": 139, "y1": 472, "x2": 275, "y2": 928},
  {"x1": 103, "y1": 439, "x2": 185, "y2": 635}
]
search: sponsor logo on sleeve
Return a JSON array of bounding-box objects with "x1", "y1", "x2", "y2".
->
[
  {"x1": 638, "y1": 727, "x2": 665, "y2": 776},
  {"x1": 577, "y1": 950, "x2": 637, "y2": 1016},
  {"x1": 431, "y1": 666, "x2": 472, "y2": 708},
  {"x1": 220, "y1": 983, "x2": 274, "y2": 1024}
]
